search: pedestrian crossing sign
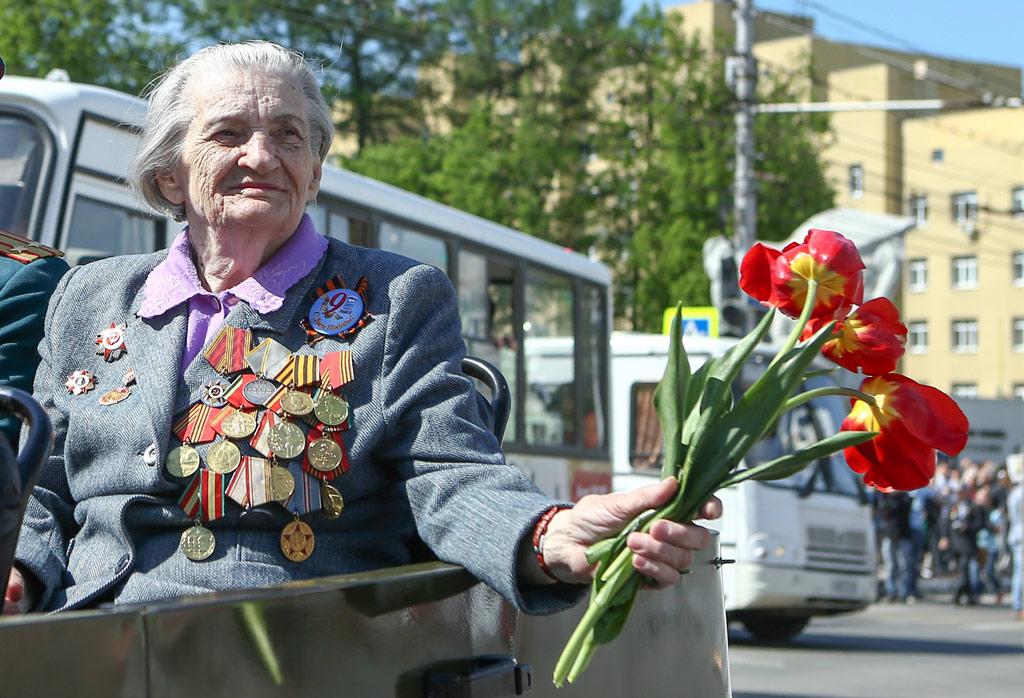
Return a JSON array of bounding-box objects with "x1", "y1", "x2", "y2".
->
[{"x1": 662, "y1": 306, "x2": 719, "y2": 338}]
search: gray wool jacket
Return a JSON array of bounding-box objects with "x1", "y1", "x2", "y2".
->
[{"x1": 16, "y1": 236, "x2": 581, "y2": 614}]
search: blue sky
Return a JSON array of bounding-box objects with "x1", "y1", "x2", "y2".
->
[{"x1": 627, "y1": 1, "x2": 1024, "y2": 78}]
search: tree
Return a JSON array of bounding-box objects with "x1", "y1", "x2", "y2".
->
[
  {"x1": 179, "y1": 0, "x2": 449, "y2": 154},
  {"x1": 592, "y1": 9, "x2": 833, "y2": 331},
  {"x1": 0, "y1": 0, "x2": 182, "y2": 94}
]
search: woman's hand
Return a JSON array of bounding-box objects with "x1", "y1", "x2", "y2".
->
[
  {"x1": 541, "y1": 478, "x2": 722, "y2": 588},
  {"x1": 3, "y1": 566, "x2": 33, "y2": 615}
]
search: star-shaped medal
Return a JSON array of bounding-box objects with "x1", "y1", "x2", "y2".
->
[{"x1": 95, "y1": 323, "x2": 128, "y2": 362}]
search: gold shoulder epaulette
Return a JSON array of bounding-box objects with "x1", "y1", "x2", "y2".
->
[{"x1": 0, "y1": 229, "x2": 65, "y2": 264}]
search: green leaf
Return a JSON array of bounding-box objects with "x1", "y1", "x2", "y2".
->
[
  {"x1": 654, "y1": 303, "x2": 690, "y2": 478},
  {"x1": 721, "y1": 430, "x2": 878, "y2": 487},
  {"x1": 592, "y1": 575, "x2": 642, "y2": 644}
]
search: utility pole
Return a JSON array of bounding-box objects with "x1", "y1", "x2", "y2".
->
[{"x1": 731, "y1": 0, "x2": 757, "y2": 255}]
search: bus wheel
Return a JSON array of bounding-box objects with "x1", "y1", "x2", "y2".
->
[{"x1": 741, "y1": 615, "x2": 810, "y2": 642}]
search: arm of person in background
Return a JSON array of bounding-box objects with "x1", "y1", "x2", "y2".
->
[
  {"x1": 0, "y1": 236, "x2": 69, "y2": 448},
  {"x1": 3, "y1": 264, "x2": 80, "y2": 614}
]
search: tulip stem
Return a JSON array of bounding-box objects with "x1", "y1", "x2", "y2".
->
[
  {"x1": 772, "y1": 279, "x2": 819, "y2": 367},
  {"x1": 782, "y1": 386, "x2": 884, "y2": 423}
]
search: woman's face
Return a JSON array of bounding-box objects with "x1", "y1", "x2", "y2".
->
[{"x1": 158, "y1": 69, "x2": 322, "y2": 238}]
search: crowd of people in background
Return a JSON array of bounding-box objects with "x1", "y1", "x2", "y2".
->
[{"x1": 873, "y1": 456, "x2": 1024, "y2": 620}]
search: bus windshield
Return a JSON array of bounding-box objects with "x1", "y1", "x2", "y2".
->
[
  {"x1": 744, "y1": 375, "x2": 865, "y2": 499},
  {"x1": 0, "y1": 113, "x2": 48, "y2": 236}
]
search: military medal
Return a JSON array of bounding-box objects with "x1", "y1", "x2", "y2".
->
[
  {"x1": 201, "y1": 379, "x2": 230, "y2": 407},
  {"x1": 203, "y1": 325, "x2": 252, "y2": 374},
  {"x1": 166, "y1": 443, "x2": 201, "y2": 478},
  {"x1": 206, "y1": 439, "x2": 241, "y2": 474},
  {"x1": 98, "y1": 386, "x2": 131, "y2": 405},
  {"x1": 280, "y1": 389, "x2": 314, "y2": 417},
  {"x1": 241, "y1": 377, "x2": 277, "y2": 406},
  {"x1": 65, "y1": 370, "x2": 96, "y2": 395},
  {"x1": 95, "y1": 322, "x2": 127, "y2": 362},
  {"x1": 319, "y1": 351, "x2": 354, "y2": 390},
  {"x1": 218, "y1": 408, "x2": 257, "y2": 440},
  {"x1": 267, "y1": 421, "x2": 305, "y2": 459},
  {"x1": 320, "y1": 482, "x2": 344, "y2": 519},
  {"x1": 246, "y1": 338, "x2": 292, "y2": 378},
  {"x1": 180, "y1": 522, "x2": 216, "y2": 561},
  {"x1": 270, "y1": 465, "x2": 296, "y2": 502},
  {"x1": 313, "y1": 392, "x2": 349, "y2": 427},
  {"x1": 280, "y1": 516, "x2": 315, "y2": 562},
  {"x1": 173, "y1": 402, "x2": 220, "y2": 444},
  {"x1": 307, "y1": 436, "x2": 343, "y2": 472}
]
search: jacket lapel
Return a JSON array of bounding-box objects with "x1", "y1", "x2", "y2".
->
[
  {"x1": 125, "y1": 298, "x2": 188, "y2": 448},
  {"x1": 228, "y1": 250, "x2": 330, "y2": 338}
]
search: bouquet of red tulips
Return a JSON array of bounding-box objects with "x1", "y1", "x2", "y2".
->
[{"x1": 553, "y1": 229, "x2": 969, "y2": 687}]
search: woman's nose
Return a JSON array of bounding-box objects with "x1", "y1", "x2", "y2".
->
[{"x1": 238, "y1": 131, "x2": 278, "y2": 171}]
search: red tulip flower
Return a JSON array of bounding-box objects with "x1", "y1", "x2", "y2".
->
[
  {"x1": 803, "y1": 297, "x2": 907, "y2": 376},
  {"x1": 842, "y1": 374, "x2": 968, "y2": 492},
  {"x1": 740, "y1": 228, "x2": 865, "y2": 320}
]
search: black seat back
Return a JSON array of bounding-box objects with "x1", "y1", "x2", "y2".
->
[
  {"x1": 0, "y1": 387, "x2": 53, "y2": 603},
  {"x1": 460, "y1": 355, "x2": 511, "y2": 442}
]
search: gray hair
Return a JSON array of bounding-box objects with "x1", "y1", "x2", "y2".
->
[{"x1": 131, "y1": 41, "x2": 334, "y2": 221}]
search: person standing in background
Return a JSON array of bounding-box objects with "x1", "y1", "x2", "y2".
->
[{"x1": 1006, "y1": 456, "x2": 1024, "y2": 620}]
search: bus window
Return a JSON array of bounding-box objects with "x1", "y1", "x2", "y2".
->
[
  {"x1": 65, "y1": 196, "x2": 160, "y2": 265},
  {"x1": 308, "y1": 204, "x2": 372, "y2": 247},
  {"x1": 524, "y1": 269, "x2": 574, "y2": 447},
  {"x1": 458, "y1": 249, "x2": 517, "y2": 440},
  {"x1": 0, "y1": 114, "x2": 47, "y2": 236},
  {"x1": 630, "y1": 383, "x2": 662, "y2": 471},
  {"x1": 380, "y1": 221, "x2": 447, "y2": 270},
  {"x1": 580, "y1": 284, "x2": 607, "y2": 451}
]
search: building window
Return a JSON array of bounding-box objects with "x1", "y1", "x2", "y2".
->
[
  {"x1": 1013, "y1": 186, "x2": 1024, "y2": 216},
  {"x1": 908, "y1": 195, "x2": 928, "y2": 228},
  {"x1": 951, "y1": 191, "x2": 978, "y2": 223},
  {"x1": 932, "y1": 148, "x2": 944, "y2": 162},
  {"x1": 908, "y1": 258, "x2": 928, "y2": 292},
  {"x1": 1013, "y1": 384, "x2": 1024, "y2": 401},
  {"x1": 907, "y1": 320, "x2": 928, "y2": 353},
  {"x1": 951, "y1": 319, "x2": 978, "y2": 353},
  {"x1": 1014, "y1": 251, "x2": 1024, "y2": 285},
  {"x1": 951, "y1": 383, "x2": 978, "y2": 399},
  {"x1": 1014, "y1": 317, "x2": 1024, "y2": 351},
  {"x1": 848, "y1": 164, "x2": 864, "y2": 199},
  {"x1": 951, "y1": 255, "x2": 977, "y2": 289}
]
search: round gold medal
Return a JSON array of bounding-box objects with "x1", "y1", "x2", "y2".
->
[
  {"x1": 307, "y1": 437, "x2": 343, "y2": 472},
  {"x1": 313, "y1": 393, "x2": 349, "y2": 427},
  {"x1": 280, "y1": 519, "x2": 315, "y2": 562},
  {"x1": 206, "y1": 439, "x2": 241, "y2": 474},
  {"x1": 267, "y1": 421, "x2": 305, "y2": 460},
  {"x1": 166, "y1": 444, "x2": 201, "y2": 478},
  {"x1": 98, "y1": 387, "x2": 131, "y2": 406},
  {"x1": 180, "y1": 524, "x2": 215, "y2": 561},
  {"x1": 320, "y1": 482, "x2": 345, "y2": 519},
  {"x1": 269, "y1": 465, "x2": 296, "y2": 502},
  {"x1": 221, "y1": 409, "x2": 257, "y2": 439},
  {"x1": 281, "y1": 389, "x2": 315, "y2": 417}
]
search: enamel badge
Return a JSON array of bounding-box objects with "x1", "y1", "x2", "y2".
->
[
  {"x1": 65, "y1": 370, "x2": 96, "y2": 395},
  {"x1": 95, "y1": 323, "x2": 127, "y2": 362},
  {"x1": 304, "y1": 275, "x2": 372, "y2": 341}
]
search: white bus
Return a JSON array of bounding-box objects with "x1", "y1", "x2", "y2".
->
[
  {"x1": 611, "y1": 331, "x2": 876, "y2": 641},
  {"x1": 0, "y1": 73, "x2": 613, "y2": 503}
]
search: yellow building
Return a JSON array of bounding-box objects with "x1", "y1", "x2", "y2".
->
[{"x1": 669, "y1": 0, "x2": 1024, "y2": 398}]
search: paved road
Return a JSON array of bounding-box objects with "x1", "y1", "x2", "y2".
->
[{"x1": 728, "y1": 596, "x2": 1024, "y2": 698}]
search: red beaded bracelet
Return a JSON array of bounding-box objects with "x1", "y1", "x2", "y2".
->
[{"x1": 532, "y1": 505, "x2": 571, "y2": 581}]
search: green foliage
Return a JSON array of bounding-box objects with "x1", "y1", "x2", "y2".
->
[{"x1": 0, "y1": 0, "x2": 182, "y2": 94}]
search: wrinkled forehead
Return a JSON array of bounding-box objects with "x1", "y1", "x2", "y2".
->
[{"x1": 184, "y1": 68, "x2": 310, "y2": 127}]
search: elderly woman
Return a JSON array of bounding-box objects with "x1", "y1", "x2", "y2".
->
[{"x1": 3, "y1": 41, "x2": 718, "y2": 615}]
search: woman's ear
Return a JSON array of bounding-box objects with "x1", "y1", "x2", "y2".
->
[
  {"x1": 156, "y1": 170, "x2": 186, "y2": 206},
  {"x1": 307, "y1": 161, "x2": 322, "y2": 202}
]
